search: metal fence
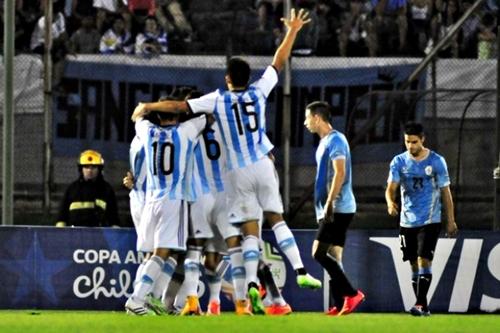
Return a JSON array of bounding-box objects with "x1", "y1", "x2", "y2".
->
[{"x1": 1, "y1": 0, "x2": 498, "y2": 229}]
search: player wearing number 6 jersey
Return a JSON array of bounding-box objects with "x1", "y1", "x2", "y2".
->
[
  {"x1": 132, "y1": 8, "x2": 321, "y2": 314},
  {"x1": 125, "y1": 108, "x2": 209, "y2": 316}
]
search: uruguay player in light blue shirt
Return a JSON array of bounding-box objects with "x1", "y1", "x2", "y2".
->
[
  {"x1": 304, "y1": 101, "x2": 365, "y2": 316},
  {"x1": 386, "y1": 121, "x2": 458, "y2": 316}
]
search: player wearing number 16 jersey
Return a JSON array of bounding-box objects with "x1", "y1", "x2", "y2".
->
[
  {"x1": 132, "y1": 9, "x2": 321, "y2": 314},
  {"x1": 125, "y1": 110, "x2": 208, "y2": 315}
]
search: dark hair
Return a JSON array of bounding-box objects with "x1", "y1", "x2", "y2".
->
[
  {"x1": 306, "y1": 101, "x2": 332, "y2": 122},
  {"x1": 404, "y1": 121, "x2": 424, "y2": 137},
  {"x1": 227, "y1": 57, "x2": 251, "y2": 88},
  {"x1": 146, "y1": 96, "x2": 179, "y2": 123}
]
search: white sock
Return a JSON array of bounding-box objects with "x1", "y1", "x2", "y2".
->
[
  {"x1": 228, "y1": 246, "x2": 246, "y2": 301},
  {"x1": 132, "y1": 255, "x2": 164, "y2": 303},
  {"x1": 133, "y1": 261, "x2": 147, "y2": 287},
  {"x1": 184, "y1": 247, "x2": 203, "y2": 297},
  {"x1": 206, "y1": 269, "x2": 222, "y2": 303},
  {"x1": 152, "y1": 257, "x2": 177, "y2": 299},
  {"x1": 272, "y1": 221, "x2": 304, "y2": 270},
  {"x1": 174, "y1": 281, "x2": 188, "y2": 309},
  {"x1": 162, "y1": 269, "x2": 184, "y2": 308},
  {"x1": 242, "y1": 235, "x2": 260, "y2": 286}
]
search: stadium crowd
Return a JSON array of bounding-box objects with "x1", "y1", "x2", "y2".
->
[{"x1": 0, "y1": 0, "x2": 498, "y2": 58}]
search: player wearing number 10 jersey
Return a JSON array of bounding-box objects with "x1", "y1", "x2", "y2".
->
[
  {"x1": 125, "y1": 110, "x2": 208, "y2": 315},
  {"x1": 132, "y1": 9, "x2": 321, "y2": 314}
]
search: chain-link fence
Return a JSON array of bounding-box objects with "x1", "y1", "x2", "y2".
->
[{"x1": 1, "y1": 0, "x2": 498, "y2": 229}]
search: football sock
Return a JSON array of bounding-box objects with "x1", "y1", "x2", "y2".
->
[
  {"x1": 173, "y1": 280, "x2": 188, "y2": 309},
  {"x1": 329, "y1": 279, "x2": 344, "y2": 309},
  {"x1": 416, "y1": 267, "x2": 432, "y2": 310},
  {"x1": 314, "y1": 250, "x2": 356, "y2": 297},
  {"x1": 162, "y1": 269, "x2": 184, "y2": 308},
  {"x1": 228, "y1": 246, "x2": 247, "y2": 301},
  {"x1": 152, "y1": 256, "x2": 177, "y2": 299},
  {"x1": 411, "y1": 271, "x2": 418, "y2": 297},
  {"x1": 258, "y1": 260, "x2": 283, "y2": 303},
  {"x1": 272, "y1": 221, "x2": 304, "y2": 271},
  {"x1": 184, "y1": 246, "x2": 203, "y2": 297},
  {"x1": 242, "y1": 235, "x2": 260, "y2": 286},
  {"x1": 206, "y1": 269, "x2": 222, "y2": 303},
  {"x1": 133, "y1": 261, "x2": 147, "y2": 287},
  {"x1": 132, "y1": 255, "x2": 164, "y2": 302}
]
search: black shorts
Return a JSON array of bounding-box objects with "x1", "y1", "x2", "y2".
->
[
  {"x1": 399, "y1": 223, "x2": 441, "y2": 262},
  {"x1": 316, "y1": 213, "x2": 354, "y2": 247}
]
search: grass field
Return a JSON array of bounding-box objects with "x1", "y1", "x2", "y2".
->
[{"x1": 0, "y1": 311, "x2": 498, "y2": 333}]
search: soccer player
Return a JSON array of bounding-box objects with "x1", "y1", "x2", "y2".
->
[
  {"x1": 385, "y1": 121, "x2": 458, "y2": 316},
  {"x1": 131, "y1": 8, "x2": 322, "y2": 314},
  {"x1": 124, "y1": 104, "x2": 209, "y2": 315},
  {"x1": 303, "y1": 101, "x2": 365, "y2": 316}
]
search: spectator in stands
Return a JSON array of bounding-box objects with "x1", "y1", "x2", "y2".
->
[
  {"x1": 155, "y1": 0, "x2": 193, "y2": 51},
  {"x1": 459, "y1": 0, "x2": 481, "y2": 58},
  {"x1": 56, "y1": 150, "x2": 120, "y2": 228},
  {"x1": 315, "y1": 0, "x2": 341, "y2": 56},
  {"x1": 428, "y1": 0, "x2": 459, "y2": 58},
  {"x1": 93, "y1": 0, "x2": 130, "y2": 33},
  {"x1": 66, "y1": 0, "x2": 98, "y2": 36},
  {"x1": 69, "y1": 15, "x2": 101, "y2": 54},
  {"x1": 477, "y1": 12, "x2": 496, "y2": 59},
  {"x1": 135, "y1": 16, "x2": 168, "y2": 55},
  {"x1": 338, "y1": 0, "x2": 369, "y2": 57},
  {"x1": 407, "y1": 0, "x2": 433, "y2": 56},
  {"x1": 293, "y1": 0, "x2": 319, "y2": 56},
  {"x1": 30, "y1": 1, "x2": 68, "y2": 88},
  {"x1": 366, "y1": 0, "x2": 408, "y2": 56},
  {"x1": 99, "y1": 15, "x2": 133, "y2": 54}
]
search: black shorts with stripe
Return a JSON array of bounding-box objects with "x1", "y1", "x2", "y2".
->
[{"x1": 399, "y1": 223, "x2": 441, "y2": 262}]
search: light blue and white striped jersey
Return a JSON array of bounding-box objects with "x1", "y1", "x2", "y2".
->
[
  {"x1": 314, "y1": 130, "x2": 356, "y2": 221},
  {"x1": 135, "y1": 115, "x2": 207, "y2": 201},
  {"x1": 129, "y1": 135, "x2": 147, "y2": 204},
  {"x1": 187, "y1": 66, "x2": 278, "y2": 170},
  {"x1": 387, "y1": 150, "x2": 450, "y2": 228},
  {"x1": 193, "y1": 122, "x2": 226, "y2": 195}
]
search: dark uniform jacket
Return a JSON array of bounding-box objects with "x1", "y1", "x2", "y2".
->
[{"x1": 57, "y1": 175, "x2": 120, "y2": 227}]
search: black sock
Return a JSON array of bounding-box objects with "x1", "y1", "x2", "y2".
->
[
  {"x1": 314, "y1": 250, "x2": 356, "y2": 296},
  {"x1": 258, "y1": 261, "x2": 280, "y2": 299},
  {"x1": 329, "y1": 279, "x2": 344, "y2": 309},
  {"x1": 248, "y1": 281, "x2": 259, "y2": 291},
  {"x1": 296, "y1": 268, "x2": 307, "y2": 275},
  {"x1": 411, "y1": 273, "x2": 418, "y2": 297},
  {"x1": 416, "y1": 274, "x2": 432, "y2": 310}
]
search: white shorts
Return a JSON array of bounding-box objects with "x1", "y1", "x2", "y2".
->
[
  {"x1": 190, "y1": 191, "x2": 240, "y2": 241},
  {"x1": 226, "y1": 157, "x2": 283, "y2": 223},
  {"x1": 129, "y1": 190, "x2": 145, "y2": 231},
  {"x1": 137, "y1": 198, "x2": 188, "y2": 253}
]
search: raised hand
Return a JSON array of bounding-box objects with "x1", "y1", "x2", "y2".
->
[{"x1": 280, "y1": 8, "x2": 311, "y2": 32}]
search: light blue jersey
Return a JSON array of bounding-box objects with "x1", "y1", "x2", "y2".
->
[
  {"x1": 193, "y1": 123, "x2": 226, "y2": 195},
  {"x1": 135, "y1": 115, "x2": 207, "y2": 201},
  {"x1": 314, "y1": 130, "x2": 356, "y2": 221},
  {"x1": 187, "y1": 66, "x2": 277, "y2": 170},
  {"x1": 388, "y1": 150, "x2": 450, "y2": 228},
  {"x1": 129, "y1": 135, "x2": 147, "y2": 204}
]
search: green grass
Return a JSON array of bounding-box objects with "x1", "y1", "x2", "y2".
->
[{"x1": 0, "y1": 311, "x2": 498, "y2": 333}]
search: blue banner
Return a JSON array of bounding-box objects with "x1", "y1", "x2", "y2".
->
[
  {"x1": 0, "y1": 226, "x2": 498, "y2": 313},
  {"x1": 54, "y1": 56, "x2": 425, "y2": 165}
]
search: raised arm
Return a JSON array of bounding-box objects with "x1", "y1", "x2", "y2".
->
[
  {"x1": 131, "y1": 100, "x2": 189, "y2": 122},
  {"x1": 272, "y1": 8, "x2": 311, "y2": 72}
]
